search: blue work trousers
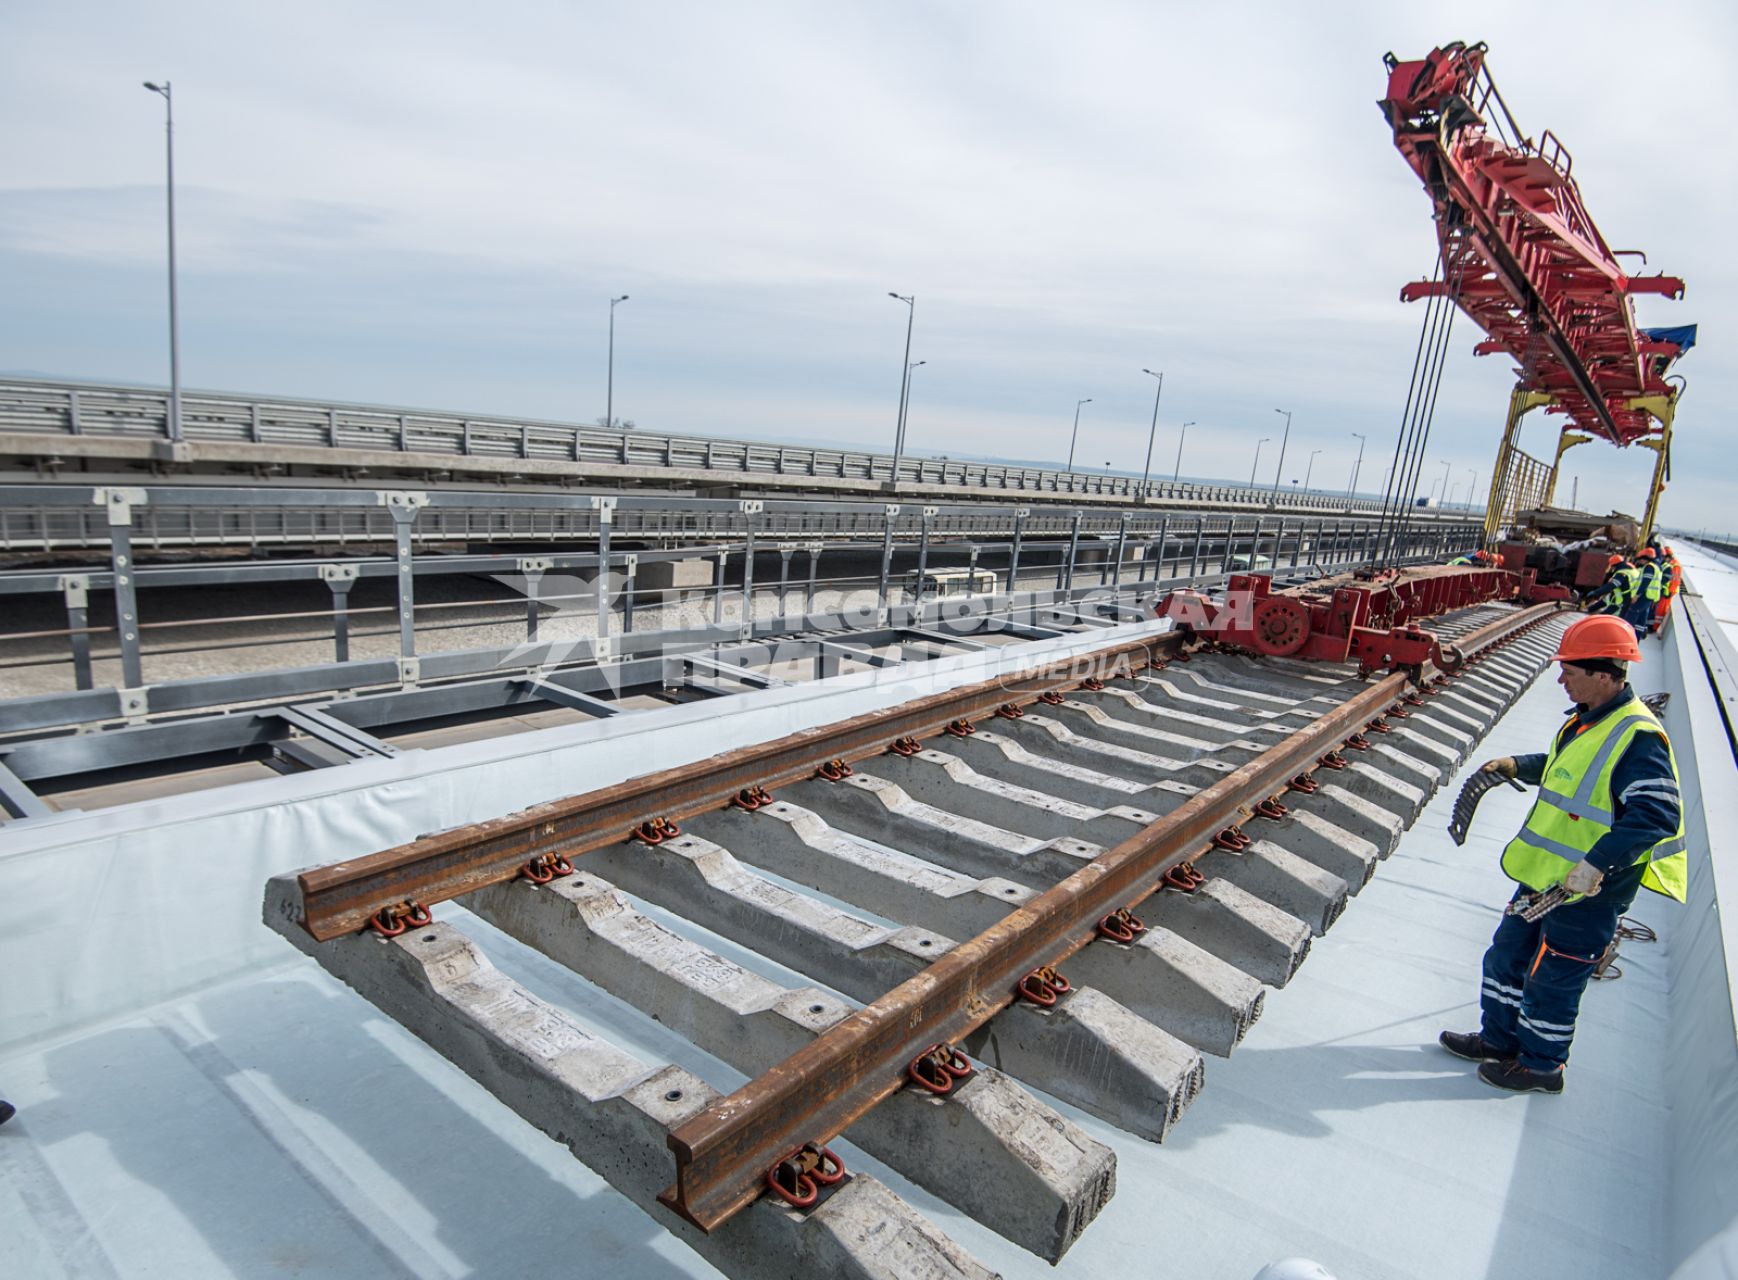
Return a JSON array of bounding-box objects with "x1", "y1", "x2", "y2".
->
[{"x1": 1478, "y1": 877, "x2": 1640, "y2": 1072}]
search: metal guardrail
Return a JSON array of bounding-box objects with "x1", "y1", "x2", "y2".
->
[{"x1": 0, "y1": 376, "x2": 1450, "y2": 516}]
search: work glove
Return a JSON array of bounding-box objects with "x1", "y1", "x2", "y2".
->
[
  {"x1": 1480, "y1": 757, "x2": 1518, "y2": 779},
  {"x1": 1564, "y1": 861, "x2": 1604, "y2": 898}
]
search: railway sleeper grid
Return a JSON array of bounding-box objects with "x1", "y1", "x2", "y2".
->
[{"x1": 264, "y1": 601, "x2": 1571, "y2": 1276}]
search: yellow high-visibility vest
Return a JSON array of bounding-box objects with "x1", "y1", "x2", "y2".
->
[
  {"x1": 1609, "y1": 565, "x2": 1640, "y2": 606},
  {"x1": 1502, "y1": 694, "x2": 1687, "y2": 902}
]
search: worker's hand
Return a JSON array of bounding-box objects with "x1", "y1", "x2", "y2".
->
[
  {"x1": 1564, "y1": 862, "x2": 1604, "y2": 898},
  {"x1": 1481, "y1": 757, "x2": 1518, "y2": 779}
]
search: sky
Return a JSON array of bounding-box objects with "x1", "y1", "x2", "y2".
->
[{"x1": 2, "y1": 2, "x2": 1732, "y2": 528}]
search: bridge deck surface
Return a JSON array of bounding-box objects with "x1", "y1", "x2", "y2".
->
[{"x1": 0, "y1": 629, "x2": 1688, "y2": 1279}]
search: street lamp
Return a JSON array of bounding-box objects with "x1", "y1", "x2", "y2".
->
[
  {"x1": 1303, "y1": 448, "x2": 1322, "y2": 491},
  {"x1": 903, "y1": 361, "x2": 926, "y2": 446},
  {"x1": 1250, "y1": 437, "x2": 1270, "y2": 487},
  {"x1": 1066, "y1": 398, "x2": 1092, "y2": 472},
  {"x1": 1348, "y1": 432, "x2": 1367, "y2": 499},
  {"x1": 606, "y1": 294, "x2": 629, "y2": 428},
  {"x1": 1432, "y1": 458, "x2": 1451, "y2": 505},
  {"x1": 1271, "y1": 408, "x2": 1292, "y2": 498},
  {"x1": 1466, "y1": 467, "x2": 1478, "y2": 511},
  {"x1": 1174, "y1": 422, "x2": 1195, "y2": 482},
  {"x1": 1139, "y1": 368, "x2": 1164, "y2": 497},
  {"x1": 888, "y1": 292, "x2": 916, "y2": 474},
  {"x1": 141, "y1": 80, "x2": 182, "y2": 442}
]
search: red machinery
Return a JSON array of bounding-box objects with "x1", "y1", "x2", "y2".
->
[
  {"x1": 1378, "y1": 42, "x2": 1693, "y2": 545},
  {"x1": 1380, "y1": 41, "x2": 1687, "y2": 445},
  {"x1": 1159, "y1": 566, "x2": 1569, "y2": 675}
]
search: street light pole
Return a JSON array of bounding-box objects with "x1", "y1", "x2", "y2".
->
[
  {"x1": 1303, "y1": 448, "x2": 1322, "y2": 491},
  {"x1": 888, "y1": 293, "x2": 915, "y2": 477},
  {"x1": 902, "y1": 360, "x2": 926, "y2": 450},
  {"x1": 1139, "y1": 368, "x2": 1164, "y2": 497},
  {"x1": 142, "y1": 80, "x2": 182, "y2": 442},
  {"x1": 606, "y1": 294, "x2": 629, "y2": 428},
  {"x1": 1466, "y1": 467, "x2": 1478, "y2": 512},
  {"x1": 1250, "y1": 437, "x2": 1270, "y2": 487},
  {"x1": 1067, "y1": 398, "x2": 1092, "y2": 472},
  {"x1": 1349, "y1": 432, "x2": 1367, "y2": 499},
  {"x1": 1271, "y1": 408, "x2": 1292, "y2": 499},
  {"x1": 1174, "y1": 421, "x2": 1194, "y2": 482},
  {"x1": 1432, "y1": 458, "x2": 1451, "y2": 505}
]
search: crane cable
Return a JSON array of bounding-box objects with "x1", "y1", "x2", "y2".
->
[{"x1": 1372, "y1": 223, "x2": 1471, "y2": 569}]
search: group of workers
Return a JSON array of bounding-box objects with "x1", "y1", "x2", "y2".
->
[
  {"x1": 1583, "y1": 540, "x2": 1681, "y2": 636},
  {"x1": 1432, "y1": 542, "x2": 1689, "y2": 1096}
]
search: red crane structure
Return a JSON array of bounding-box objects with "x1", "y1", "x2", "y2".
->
[{"x1": 1378, "y1": 41, "x2": 1693, "y2": 544}]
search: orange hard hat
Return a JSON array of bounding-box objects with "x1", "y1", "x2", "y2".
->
[
  {"x1": 1607, "y1": 554, "x2": 1623, "y2": 567},
  {"x1": 1638, "y1": 547, "x2": 1657, "y2": 559},
  {"x1": 1554, "y1": 614, "x2": 1642, "y2": 664}
]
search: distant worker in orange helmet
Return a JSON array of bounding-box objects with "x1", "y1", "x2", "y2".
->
[
  {"x1": 1653, "y1": 545, "x2": 1681, "y2": 631},
  {"x1": 1625, "y1": 547, "x2": 1664, "y2": 636},
  {"x1": 1440, "y1": 614, "x2": 1686, "y2": 1094},
  {"x1": 1582, "y1": 553, "x2": 1634, "y2": 617}
]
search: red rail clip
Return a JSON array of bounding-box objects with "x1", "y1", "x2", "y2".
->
[
  {"x1": 888, "y1": 735, "x2": 922, "y2": 757},
  {"x1": 1318, "y1": 751, "x2": 1348, "y2": 770},
  {"x1": 367, "y1": 900, "x2": 433, "y2": 938},
  {"x1": 1097, "y1": 907, "x2": 1148, "y2": 942},
  {"x1": 1081, "y1": 677, "x2": 1106, "y2": 691},
  {"x1": 815, "y1": 758, "x2": 854, "y2": 782},
  {"x1": 1163, "y1": 861, "x2": 1206, "y2": 891},
  {"x1": 995, "y1": 702, "x2": 1026, "y2": 720},
  {"x1": 1344, "y1": 733, "x2": 1372, "y2": 751},
  {"x1": 765, "y1": 1142, "x2": 848, "y2": 1209},
  {"x1": 633, "y1": 816, "x2": 683, "y2": 844},
  {"x1": 520, "y1": 853, "x2": 575, "y2": 884},
  {"x1": 1288, "y1": 773, "x2": 1319, "y2": 794},
  {"x1": 1038, "y1": 691, "x2": 1066, "y2": 706},
  {"x1": 1254, "y1": 798, "x2": 1289, "y2": 821},
  {"x1": 943, "y1": 719, "x2": 976, "y2": 738},
  {"x1": 1367, "y1": 717, "x2": 1393, "y2": 734},
  {"x1": 1016, "y1": 964, "x2": 1073, "y2": 1007},
  {"x1": 1214, "y1": 826, "x2": 1252, "y2": 851},
  {"x1": 908, "y1": 1043, "x2": 975, "y2": 1096},
  {"x1": 730, "y1": 786, "x2": 774, "y2": 812},
  {"x1": 1403, "y1": 691, "x2": 1425, "y2": 706}
]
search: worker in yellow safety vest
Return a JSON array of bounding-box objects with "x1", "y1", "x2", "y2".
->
[
  {"x1": 1440, "y1": 614, "x2": 1685, "y2": 1093},
  {"x1": 1652, "y1": 545, "x2": 1681, "y2": 631},
  {"x1": 1582, "y1": 554, "x2": 1636, "y2": 617}
]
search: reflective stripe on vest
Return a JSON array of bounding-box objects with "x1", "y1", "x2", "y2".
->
[
  {"x1": 1501, "y1": 695, "x2": 1688, "y2": 902},
  {"x1": 1611, "y1": 567, "x2": 1639, "y2": 605}
]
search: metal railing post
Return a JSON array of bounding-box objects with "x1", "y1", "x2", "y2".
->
[
  {"x1": 877, "y1": 504, "x2": 898, "y2": 624},
  {"x1": 61, "y1": 574, "x2": 92, "y2": 690}
]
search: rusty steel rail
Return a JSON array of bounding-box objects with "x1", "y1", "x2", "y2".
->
[
  {"x1": 295, "y1": 631, "x2": 1178, "y2": 940},
  {"x1": 658, "y1": 600, "x2": 1566, "y2": 1230}
]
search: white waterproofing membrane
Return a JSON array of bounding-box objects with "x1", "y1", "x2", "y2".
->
[{"x1": 2, "y1": 590, "x2": 1736, "y2": 1278}]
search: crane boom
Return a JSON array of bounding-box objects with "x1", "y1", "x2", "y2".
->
[{"x1": 1379, "y1": 41, "x2": 1690, "y2": 450}]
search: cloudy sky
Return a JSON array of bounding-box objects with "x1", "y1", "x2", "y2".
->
[{"x1": 2, "y1": 2, "x2": 1732, "y2": 528}]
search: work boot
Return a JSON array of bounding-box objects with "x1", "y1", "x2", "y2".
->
[
  {"x1": 1477, "y1": 1060, "x2": 1564, "y2": 1094},
  {"x1": 0, "y1": 1100, "x2": 14, "y2": 1126},
  {"x1": 1438, "y1": 1030, "x2": 1515, "y2": 1063}
]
